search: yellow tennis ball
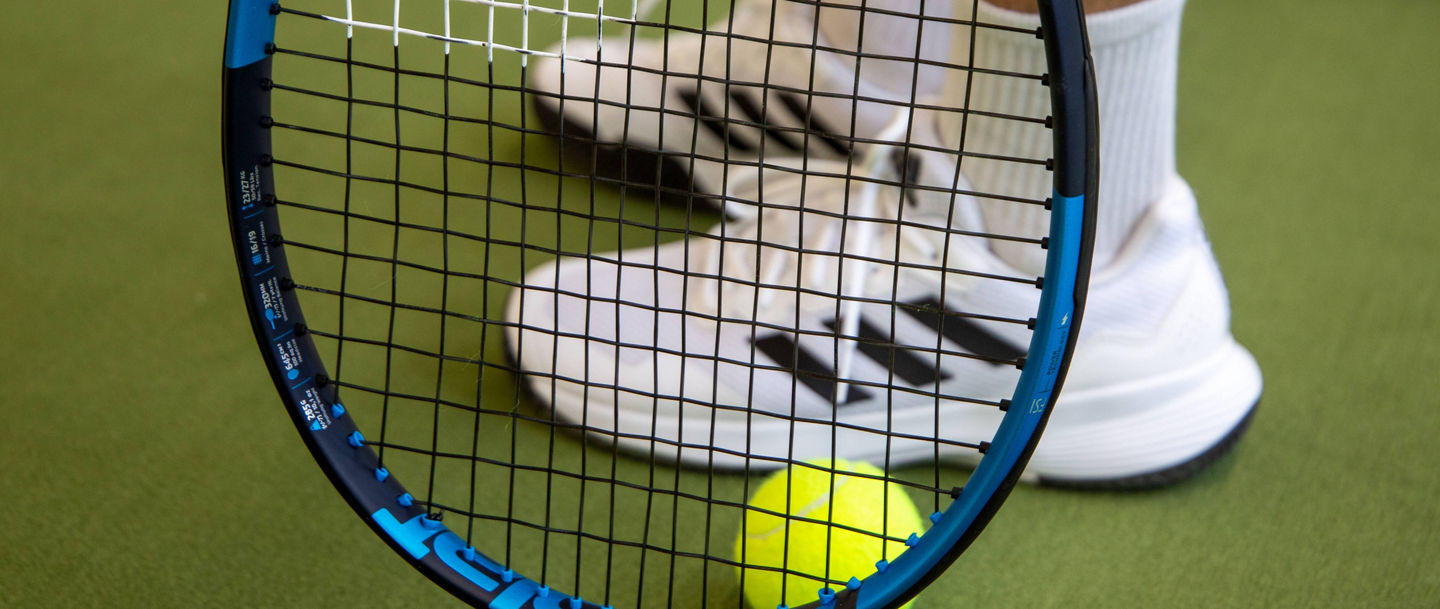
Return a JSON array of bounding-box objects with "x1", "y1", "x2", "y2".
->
[{"x1": 734, "y1": 458, "x2": 924, "y2": 609}]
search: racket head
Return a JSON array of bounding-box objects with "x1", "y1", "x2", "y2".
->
[{"x1": 222, "y1": 1, "x2": 1097, "y2": 608}]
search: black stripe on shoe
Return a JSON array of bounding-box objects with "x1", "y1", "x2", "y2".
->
[
  {"x1": 775, "y1": 92, "x2": 853, "y2": 158},
  {"x1": 726, "y1": 89, "x2": 808, "y2": 153},
  {"x1": 900, "y1": 298, "x2": 1026, "y2": 366},
  {"x1": 755, "y1": 333, "x2": 872, "y2": 405},
  {"x1": 677, "y1": 87, "x2": 759, "y2": 153},
  {"x1": 822, "y1": 317, "x2": 950, "y2": 387}
]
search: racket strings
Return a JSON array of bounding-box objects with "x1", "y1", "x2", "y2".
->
[
  {"x1": 265, "y1": 40, "x2": 1052, "y2": 167},
  {"x1": 334, "y1": 373, "x2": 998, "y2": 456},
  {"x1": 261, "y1": 0, "x2": 1057, "y2": 605},
  {"x1": 288, "y1": 272, "x2": 1033, "y2": 385},
  {"x1": 266, "y1": 101, "x2": 1050, "y2": 211},
  {"x1": 266, "y1": 195, "x2": 1042, "y2": 337},
  {"x1": 360, "y1": 452, "x2": 930, "y2": 547}
]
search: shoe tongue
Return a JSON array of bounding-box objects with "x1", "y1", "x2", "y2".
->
[
  {"x1": 704, "y1": 154, "x2": 1008, "y2": 319},
  {"x1": 715, "y1": 151, "x2": 990, "y2": 260}
]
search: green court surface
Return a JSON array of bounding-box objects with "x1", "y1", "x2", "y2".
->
[{"x1": 2, "y1": 0, "x2": 1437, "y2": 607}]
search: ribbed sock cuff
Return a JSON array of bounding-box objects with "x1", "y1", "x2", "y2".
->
[
  {"x1": 814, "y1": 0, "x2": 958, "y2": 98},
  {"x1": 941, "y1": 0, "x2": 1187, "y2": 273}
]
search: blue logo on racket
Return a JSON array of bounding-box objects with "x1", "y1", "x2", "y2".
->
[{"x1": 372, "y1": 508, "x2": 573, "y2": 609}]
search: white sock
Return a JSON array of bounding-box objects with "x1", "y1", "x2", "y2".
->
[
  {"x1": 939, "y1": 0, "x2": 1188, "y2": 275},
  {"x1": 812, "y1": 0, "x2": 958, "y2": 99}
]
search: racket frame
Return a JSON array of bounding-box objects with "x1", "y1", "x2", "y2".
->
[{"x1": 221, "y1": 0, "x2": 1099, "y2": 607}]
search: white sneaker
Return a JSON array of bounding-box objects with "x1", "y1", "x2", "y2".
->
[
  {"x1": 1030, "y1": 175, "x2": 1262, "y2": 488},
  {"x1": 505, "y1": 144, "x2": 1261, "y2": 489},
  {"x1": 528, "y1": 0, "x2": 955, "y2": 198}
]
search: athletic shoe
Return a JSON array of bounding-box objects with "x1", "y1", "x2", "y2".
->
[
  {"x1": 528, "y1": 0, "x2": 955, "y2": 199},
  {"x1": 504, "y1": 139, "x2": 1261, "y2": 489}
]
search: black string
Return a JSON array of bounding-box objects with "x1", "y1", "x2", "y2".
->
[{"x1": 265, "y1": 1, "x2": 1055, "y2": 606}]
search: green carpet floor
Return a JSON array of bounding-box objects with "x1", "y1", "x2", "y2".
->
[{"x1": 2, "y1": 0, "x2": 1437, "y2": 607}]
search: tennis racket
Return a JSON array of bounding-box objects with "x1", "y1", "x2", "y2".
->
[{"x1": 222, "y1": 1, "x2": 1097, "y2": 608}]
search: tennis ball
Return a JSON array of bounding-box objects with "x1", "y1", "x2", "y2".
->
[{"x1": 734, "y1": 458, "x2": 923, "y2": 609}]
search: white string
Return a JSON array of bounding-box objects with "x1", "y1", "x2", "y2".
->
[
  {"x1": 521, "y1": 0, "x2": 531, "y2": 66},
  {"x1": 558, "y1": 0, "x2": 569, "y2": 69},
  {"x1": 313, "y1": 0, "x2": 639, "y2": 61},
  {"x1": 314, "y1": 14, "x2": 557, "y2": 60}
]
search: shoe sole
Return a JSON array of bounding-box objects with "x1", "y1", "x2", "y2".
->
[
  {"x1": 1019, "y1": 337, "x2": 1263, "y2": 490},
  {"x1": 1036, "y1": 401, "x2": 1258, "y2": 491}
]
